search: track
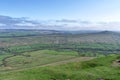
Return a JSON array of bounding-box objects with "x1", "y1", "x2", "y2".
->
[{"x1": 40, "y1": 57, "x2": 94, "y2": 67}]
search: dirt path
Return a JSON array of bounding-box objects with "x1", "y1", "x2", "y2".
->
[
  {"x1": 40, "y1": 57, "x2": 94, "y2": 67},
  {"x1": 112, "y1": 60, "x2": 120, "y2": 67}
]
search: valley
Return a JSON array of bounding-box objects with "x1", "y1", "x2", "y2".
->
[{"x1": 0, "y1": 29, "x2": 119, "y2": 80}]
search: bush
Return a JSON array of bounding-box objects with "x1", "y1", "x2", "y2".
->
[{"x1": 81, "y1": 61, "x2": 103, "y2": 69}]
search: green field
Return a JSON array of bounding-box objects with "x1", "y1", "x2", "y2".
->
[
  {"x1": 0, "y1": 30, "x2": 119, "y2": 80},
  {"x1": 0, "y1": 54, "x2": 119, "y2": 80}
]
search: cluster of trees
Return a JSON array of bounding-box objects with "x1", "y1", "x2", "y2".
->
[{"x1": 2, "y1": 43, "x2": 120, "y2": 56}]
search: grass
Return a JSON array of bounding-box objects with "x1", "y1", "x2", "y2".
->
[
  {"x1": 37, "y1": 50, "x2": 78, "y2": 56},
  {"x1": 0, "y1": 54, "x2": 119, "y2": 80},
  {"x1": 1, "y1": 50, "x2": 77, "y2": 70},
  {"x1": 0, "y1": 30, "x2": 120, "y2": 80},
  {"x1": 0, "y1": 53, "x2": 12, "y2": 65}
]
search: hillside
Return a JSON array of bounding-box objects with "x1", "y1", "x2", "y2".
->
[
  {"x1": 0, "y1": 29, "x2": 119, "y2": 80},
  {"x1": 0, "y1": 30, "x2": 120, "y2": 55},
  {"x1": 1, "y1": 0, "x2": 120, "y2": 80},
  {"x1": 0, "y1": 54, "x2": 119, "y2": 80},
  {"x1": 0, "y1": 30, "x2": 120, "y2": 47}
]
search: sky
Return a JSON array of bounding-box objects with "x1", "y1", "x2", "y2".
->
[{"x1": 0, "y1": 0, "x2": 120, "y2": 30}]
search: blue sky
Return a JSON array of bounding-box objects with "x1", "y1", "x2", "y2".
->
[
  {"x1": 0, "y1": 0, "x2": 120, "y2": 30},
  {"x1": 0, "y1": 0, "x2": 120, "y2": 21}
]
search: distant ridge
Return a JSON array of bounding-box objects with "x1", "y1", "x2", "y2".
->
[
  {"x1": 96, "y1": 30, "x2": 120, "y2": 35},
  {"x1": 0, "y1": 29, "x2": 120, "y2": 35}
]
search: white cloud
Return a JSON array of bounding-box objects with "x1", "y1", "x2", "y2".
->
[
  {"x1": 14, "y1": 22, "x2": 36, "y2": 27},
  {"x1": 0, "y1": 23, "x2": 6, "y2": 26},
  {"x1": 1, "y1": 15, "x2": 120, "y2": 31}
]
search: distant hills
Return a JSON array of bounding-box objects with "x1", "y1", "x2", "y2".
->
[
  {"x1": 0, "y1": 29, "x2": 119, "y2": 34},
  {"x1": 0, "y1": 29, "x2": 120, "y2": 45}
]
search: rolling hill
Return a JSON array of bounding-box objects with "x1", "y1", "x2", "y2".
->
[{"x1": 0, "y1": 29, "x2": 119, "y2": 80}]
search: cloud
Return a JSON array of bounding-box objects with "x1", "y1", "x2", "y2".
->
[
  {"x1": 0, "y1": 15, "x2": 24, "y2": 24},
  {"x1": 0, "y1": 15, "x2": 41, "y2": 29},
  {"x1": 55, "y1": 19, "x2": 78, "y2": 23},
  {"x1": 0, "y1": 23, "x2": 6, "y2": 26},
  {"x1": 0, "y1": 15, "x2": 120, "y2": 31}
]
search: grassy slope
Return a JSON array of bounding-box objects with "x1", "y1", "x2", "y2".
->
[
  {"x1": 0, "y1": 50, "x2": 78, "y2": 71},
  {"x1": 0, "y1": 54, "x2": 12, "y2": 65},
  {"x1": 0, "y1": 55, "x2": 119, "y2": 80}
]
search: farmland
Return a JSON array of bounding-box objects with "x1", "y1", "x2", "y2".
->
[{"x1": 0, "y1": 29, "x2": 119, "y2": 80}]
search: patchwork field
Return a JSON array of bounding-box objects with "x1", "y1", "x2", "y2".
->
[{"x1": 0, "y1": 30, "x2": 119, "y2": 80}]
